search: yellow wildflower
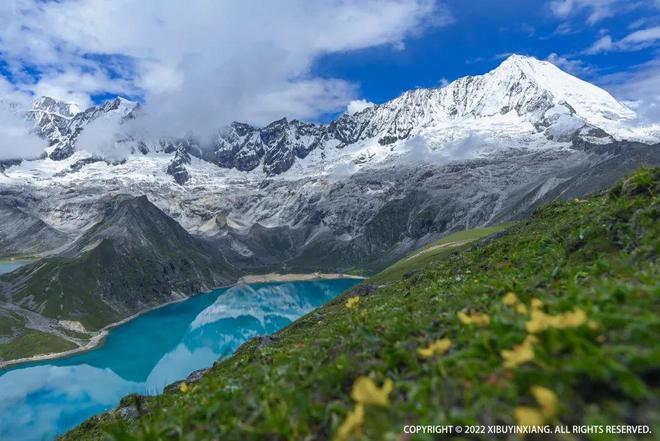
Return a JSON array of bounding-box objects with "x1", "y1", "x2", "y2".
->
[
  {"x1": 516, "y1": 303, "x2": 528, "y2": 315},
  {"x1": 351, "y1": 377, "x2": 393, "y2": 407},
  {"x1": 417, "y1": 338, "x2": 452, "y2": 358},
  {"x1": 335, "y1": 404, "x2": 364, "y2": 441},
  {"x1": 514, "y1": 406, "x2": 544, "y2": 427},
  {"x1": 588, "y1": 320, "x2": 599, "y2": 330},
  {"x1": 501, "y1": 335, "x2": 537, "y2": 369},
  {"x1": 531, "y1": 298, "x2": 543, "y2": 310},
  {"x1": 502, "y1": 292, "x2": 519, "y2": 305},
  {"x1": 457, "y1": 311, "x2": 491, "y2": 326},
  {"x1": 501, "y1": 343, "x2": 534, "y2": 369},
  {"x1": 526, "y1": 309, "x2": 551, "y2": 333},
  {"x1": 345, "y1": 296, "x2": 360, "y2": 309},
  {"x1": 179, "y1": 382, "x2": 189, "y2": 393},
  {"x1": 531, "y1": 386, "x2": 558, "y2": 418},
  {"x1": 522, "y1": 335, "x2": 539, "y2": 346},
  {"x1": 526, "y1": 308, "x2": 587, "y2": 333},
  {"x1": 555, "y1": 309, "x2": 586, "y2": 328}
]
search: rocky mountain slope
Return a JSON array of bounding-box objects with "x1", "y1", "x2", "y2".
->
[
  {"x1": 0, "y1": 200, "x2": 68, "y2": 257},
  {"x1": 0, "y1": 195, "x2": 239, "y2": 362}
]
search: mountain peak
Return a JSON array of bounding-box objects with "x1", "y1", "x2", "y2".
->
[
  {"x1": 492, "y1": 54, "x2": 562, "y2": 83},
  {"x1": 31, "y1": 96, "x2": 81, "y2": 117},
  {"x1": 490, "y1": 53, "x2": 635, "y2": 127}
]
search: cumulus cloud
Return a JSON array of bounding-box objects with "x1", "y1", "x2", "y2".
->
[
  {"x1": 0, "y1": 77, "x2": 48, "y2": 160},
  {"x1": 585, "y1": 26, "x2": 660, "y2": 54},
  {"x1": 346, "y1": 99, "x2": 376, "y2": 115},
  {"x1": 75, "y1": 113, "x2": 132, "y2": 161},
  {"x1": 0, "y1": 106, "x2": 48, "y2": 160},
  {"x1": 0, "y1": 0, "x2": 451, "y2": 139}
]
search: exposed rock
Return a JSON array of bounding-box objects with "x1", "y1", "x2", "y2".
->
[
  {"x1": 350, "y1": 284, "x2": 379, "y2": 297},
  {"x1": 166, "y1": 147, "x2": 191, "y2": 185},
  {"x1": 252, "y1": 335, "x2": 281, "y2": 349},
  {"x1": 163, "y1": 368, "x2": 211, "y2": 394},
  {"x1": 114, "y1": 394, "x2": 148, "y2": 420}
]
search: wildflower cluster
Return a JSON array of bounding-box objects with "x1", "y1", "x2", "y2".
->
[
  {"x1": 335, "y1": 376, "x2": 393, "y2": 441},
  {"x1": 345, "y1": 296, "x2": 360, "y2": 309},
  {"x1": 457, "y1": 311, "x2": 490, "y2": 326},
  {"x1": 501, "y1": 335, "x2": 538, "y2": 369},
  {"x1": 515, "y1": 386, "x2": 559, "y2": 426},
  {"x1": 417, "y1": 338, "x2": 452, "y2": 359}
]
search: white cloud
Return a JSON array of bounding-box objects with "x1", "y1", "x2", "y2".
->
[
  {"x1": 0, "y1": 77, "x2": 48, "y2": 160},
  {"x1": 597, "y1": 58, "x2": 660, "y2": 123},
  {"x1": 550, "y1": 0, "x2": 660, "y2": 26},
  {"x1": 438, "y1": 77, "x2": 450, "y2": 87},
  {"x1": 75, "y1": 113, "x2": 131, "y2": 161},
  {"x1": 546, "y1": 53, "x2": 592, "y2": 76},
  {"x1": 618, "y1": 26, "x2": 660, "y2": 49},
  {"x1": 0, "y1": 0, "x2": 452, "y2": 138},
  {"x1": 585, "y1": 35, "x2": 614, "y2": 54},
  {"x1": 0, "y1": 106, "x2": 48, "y2": 160},
  {"x1": 346, "y1": 99, "x2": 375, "y2": 115},
  {"x1": 585, "y1": 26, "x2": 660, "y2": 54},
  {"x1": 549, "y1": 0, "x2": 620, "y2": 25}
]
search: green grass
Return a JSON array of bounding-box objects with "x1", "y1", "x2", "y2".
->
[
  {"x1": 61, "y1": 168, "x2": 659, "y2": 441},
  {"x1": 0, "y1": 312, "x2": 24, "y2": 336},
  {"x1": 0, "y1": 331, "x2": 77, "y2": 360},
  {"x1": 368, "y1": 223, "x2": 513, "y2": 285}
]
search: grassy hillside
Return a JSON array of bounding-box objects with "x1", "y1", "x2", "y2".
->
[
  {"x1": 368, "y1": 223, "x2": 513, "y2": 285},
  {"x1": 62, "y1": 168, "x2": 659, "y2": 441}
]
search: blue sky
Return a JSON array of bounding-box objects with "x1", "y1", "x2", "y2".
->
[
  {"x1": 314, "y1": 0, "x2": 660, "y2": 112},
  {"x1": 0, "y1": 0, "x2": 658, "y2": 131}
]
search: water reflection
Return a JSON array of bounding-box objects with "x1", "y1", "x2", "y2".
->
[{"x1": 0, "y1": 279, "x2": 359, "y2": 441}]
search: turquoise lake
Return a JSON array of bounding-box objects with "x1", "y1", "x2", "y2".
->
[
  {"x1": 0, "y1": 278, "x2": 360, "y2": 441},
  {"x1": 0, "y1": 260, "x2": 32, "y2": 274}
]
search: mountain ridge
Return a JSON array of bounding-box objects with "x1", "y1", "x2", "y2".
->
[{"x1": 7, "y1": 54, "x2": 657, "y2": 180}]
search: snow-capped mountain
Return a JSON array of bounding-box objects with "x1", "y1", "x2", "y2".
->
[
  {"x1": 24, "y1": 97, "x2": 81, "y2": 147},
  {"x1": 0, "y1": 54, "x2": 657, "y2": 268},
  {"x1": 13, "y1": 54, "x2": 658, "y2": 182},
  {"x1": 169, "y1": 54, "x2": 656, "y2": 177}
]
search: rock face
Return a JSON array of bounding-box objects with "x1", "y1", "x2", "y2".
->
[
  {"x1": 0, "y1": 200, "x2": 68, "y2": 256},
  {"x1": 167, "y1": 147, "x2": 192, "y2": 185}
]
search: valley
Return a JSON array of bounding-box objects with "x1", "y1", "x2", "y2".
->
[
  {"x1": 0, "y1": 54, "x2": 657, "y2": 440},
  {"x1": 0, "y1": 55, "x2": 659, "y2": 366}
]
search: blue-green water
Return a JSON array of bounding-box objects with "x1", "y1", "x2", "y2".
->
[
  {"x1": 0, "y1": 260, "x2": 32, "y2": 274},
  {"x1": 0, "y1": 279, "x2": 360, "y2": 441}
]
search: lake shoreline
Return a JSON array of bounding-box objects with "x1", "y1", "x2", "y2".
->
[{"x1": 0, "y1": 272, "x2": 364, "y2": 370}]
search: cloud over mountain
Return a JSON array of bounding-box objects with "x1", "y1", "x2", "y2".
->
[{"x1": 0, "y1": 0, "x2": 451, "y2": 137}]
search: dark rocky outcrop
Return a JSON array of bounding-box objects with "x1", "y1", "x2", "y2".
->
[{"x1": 166, "y1": 147, "x2": 191, "y2": 185}]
